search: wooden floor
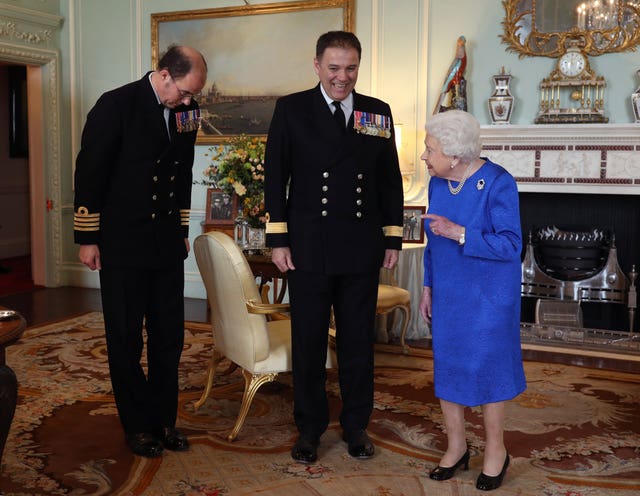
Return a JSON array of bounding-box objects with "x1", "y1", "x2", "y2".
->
[
  {"x1": 1, "y1": 287, "x2": 638, "y2": 373},
  {"x1": 0, "y1": 286, "x2": 209, "y2": 327}
]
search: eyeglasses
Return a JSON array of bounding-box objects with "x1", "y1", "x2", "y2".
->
[{"x1": 169, "y1": 75, "x2": 202, "y2": 100}]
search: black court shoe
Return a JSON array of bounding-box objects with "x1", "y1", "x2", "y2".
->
[
  {"x1": 476, "y1": 452, "x2": 510, "y2": 491},
  {"x1": 429, "y1": 449, "x2": 470, "y2": 481}
]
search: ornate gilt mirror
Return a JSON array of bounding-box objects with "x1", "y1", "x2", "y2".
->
[{"x1": 501, "y1": 0, "x2": 640, "y2": 57}]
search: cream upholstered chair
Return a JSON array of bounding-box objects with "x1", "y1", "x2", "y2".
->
[
  {"x1": 377, "y1": 267, "x2": 411, "y2": 353},
  {"x1": 193, "y1": 231, "x2": 334, "y2": 442}
]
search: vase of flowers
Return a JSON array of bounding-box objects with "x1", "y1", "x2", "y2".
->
[{"x1": 198, "y1": 135, "x2": 266, "y2": 236}]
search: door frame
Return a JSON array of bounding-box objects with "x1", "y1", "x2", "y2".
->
[{"x1": 0, "y1": 42, "x2": 62, "y2": 287}]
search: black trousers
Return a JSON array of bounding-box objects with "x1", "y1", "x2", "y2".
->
[
  {"x1": 99, "y1": 264, "x2": 184, "y2": 435},
  {"x1": 287, "y1": 269, "x2": 379, "y2": 438}
]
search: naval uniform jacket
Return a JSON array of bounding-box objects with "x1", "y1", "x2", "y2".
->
[
  {"x1": 264, "y1": 85, "x2": 404, "y2": 272},
  {"x1": 73, "y1": 72, "x2": 199, "y2": 269}
]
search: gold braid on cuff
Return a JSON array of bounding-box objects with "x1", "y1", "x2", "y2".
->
[
  {"x1": 383, "y1": 225, "x2": 404, "y2": 237},
  {"x1": 74, "y1": 206, "x2": 100, "y2": 232},
  {"x1": 265, "y1": 221, "x2": 288, "y2": 234},
  {"x1": 180, "y1": 209, "x2": 191, "y2": 226}
]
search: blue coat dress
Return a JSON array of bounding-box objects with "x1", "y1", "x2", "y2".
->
[{"x1": 423, "y1": 159, "x2": 526, "y2": 407}]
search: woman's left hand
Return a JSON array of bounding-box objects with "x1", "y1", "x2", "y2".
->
[{"x1": 422, "y1": 213, "x2": 462, "y2": 242}]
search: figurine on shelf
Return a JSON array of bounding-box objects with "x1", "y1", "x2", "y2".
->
[
  {"x1": 433, "y1": 36, "x2": 467, "y2": 114},
  {"x1": 488, "y1": 67, "x2": 515, "y2": 124},
  {"x1": 632, "y1": 69, "x2": 640, "y2": 123}
]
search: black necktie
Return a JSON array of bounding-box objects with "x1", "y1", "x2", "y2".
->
[{"x1": 332, "y1": 100, "x2": 346, "y2": 132}]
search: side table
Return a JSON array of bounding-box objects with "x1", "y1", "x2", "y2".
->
[
  {"x1": 0, "y1": 308, "x2": 26, "y2": 475},
  {"x1": 244, "y1": 251, "x2": 287, "y2": 303}
]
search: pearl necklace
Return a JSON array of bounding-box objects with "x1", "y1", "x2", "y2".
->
[{"x1": 447, "y1": 162, "x2": 473, "y2": 195}]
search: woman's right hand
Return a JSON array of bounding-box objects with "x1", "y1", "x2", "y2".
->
[{"x1": 419, "y1": 286, "x2": 432, "y2": 323}]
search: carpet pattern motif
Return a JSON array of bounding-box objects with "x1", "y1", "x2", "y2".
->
[{"x1": 2, "y1": 312, "x2": 639, "y2": 495}]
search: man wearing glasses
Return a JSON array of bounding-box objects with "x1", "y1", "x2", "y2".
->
[{"x1": 74, "y1": 45, "x2": 207, "y2": 458}]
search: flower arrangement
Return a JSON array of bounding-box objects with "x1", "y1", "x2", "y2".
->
[{"x1": 199, "y1": 135, "x2": 266, "y2": 228}]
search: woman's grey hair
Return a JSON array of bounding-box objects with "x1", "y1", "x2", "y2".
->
[{"x1": 425, "y1": 110, "x2": 482, "y2": 163}]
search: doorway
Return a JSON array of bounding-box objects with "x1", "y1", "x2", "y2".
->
[
  {"x1": 0, "y1": 43, "x2": 62, "y2": 289},
  {"x1": 0, "y1": 64, "x2": 33, "y2": 295}
]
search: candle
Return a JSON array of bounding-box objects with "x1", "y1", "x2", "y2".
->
[{"x1": 577, "y1": 4, "x2": 587, "y2": 29}]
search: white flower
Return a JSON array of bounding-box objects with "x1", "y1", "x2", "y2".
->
[{"x1": 232, "y1": 182, "x2": 247, "y2": 196}]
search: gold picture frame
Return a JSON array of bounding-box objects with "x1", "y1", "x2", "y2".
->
[
  {"x1": 501, "y1": 0, "x2": 640, "y2": 58},
  {"x1": 151, "y1": 0, "x2": 354, "y2": 144}
]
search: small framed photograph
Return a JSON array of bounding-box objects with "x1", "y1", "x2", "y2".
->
[
  {"x1": 402, "y1": 206, "x2": 426, "y2": 243},
  {"x1": 205, "y1": 188, "x2": 237, "y2": 225}
]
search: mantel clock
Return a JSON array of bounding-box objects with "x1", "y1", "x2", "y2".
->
[{"x1": 535, "y1": 41, "x2": 608, "y2": 124}]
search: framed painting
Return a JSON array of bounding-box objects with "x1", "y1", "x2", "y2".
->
[
  {"x1": 151, "y1": 0, "x2": 354, "y2": 144},
  {"x1": 205, "y1": 188, "x2": 237, "y2": 225},
  {"x1": 403, "y1": 206, "x2": 426, "y2": 244}
]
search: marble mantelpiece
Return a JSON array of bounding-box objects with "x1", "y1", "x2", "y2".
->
[{"x1": 481, "y1": 124, "x2": 640, "y2": 195}]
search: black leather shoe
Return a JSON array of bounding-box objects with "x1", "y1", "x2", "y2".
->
[
  {"x1": 155, "y1": 427, "x2": 190, "y2": 451},
  {"x1": 125, "y1": 432, "x2": 163, "y2": 458},
  {"x1": 429, "y1": 449, "x2": 470, "y2": 481},
  {"x1": 343, "y1": 429, "x2": 374, "y2": 459},
  {"x1": 476, "y1": 453, "x2": 510, "y2": 491},
  {"x1": 291, "y1": 435, "x2": 319, "y2": 464}
]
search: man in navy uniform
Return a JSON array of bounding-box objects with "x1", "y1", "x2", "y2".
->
[
  {"x1": 74, "y1": 45, "x2": 207, "y2": 458},
  {"x1": 264, "y1": 31, "x2": 404, "y2": 463}
]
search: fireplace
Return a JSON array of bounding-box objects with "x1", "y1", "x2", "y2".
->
[
  {"x1": 480, "y1": 124, "x2": 640, "y2": 333},
  {"x1": 518, "y1": 202, "x2": 638, "y2": 331}
]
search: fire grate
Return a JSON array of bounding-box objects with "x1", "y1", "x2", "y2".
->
[
  {"x1": 521, "y1": 226, "x2": 637, "y2": 331},
  {"x1": 533, "y1": 226, "x2": 609, "y2": 280}
]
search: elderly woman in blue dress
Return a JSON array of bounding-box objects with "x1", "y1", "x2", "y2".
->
[{"x1": 418, "y1": 110, "x2": 526, "y2": 491}]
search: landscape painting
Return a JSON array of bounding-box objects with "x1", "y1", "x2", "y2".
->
[{"x1": 151, "y1": 1, "x2": 354, "y2": 143}]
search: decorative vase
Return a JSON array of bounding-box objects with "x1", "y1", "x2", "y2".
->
[
  {"x1": 632, "y1": 69, "x2": 640, "y2": 123},
  {"x1": 488, "y1": 67, "x2": 515, "y2": 125}
]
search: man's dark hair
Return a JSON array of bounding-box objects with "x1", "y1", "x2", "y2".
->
[
  {"x1": 158, "y1": 44, "x2": 207, "y2": 79},
  {"x1": 316, "y1": 31, "x2": 362, "y2": 60}
]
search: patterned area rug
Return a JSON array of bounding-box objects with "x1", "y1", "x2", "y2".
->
[{"x1": 2, "y1": 312, "x2": 639, "y2": 495}]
